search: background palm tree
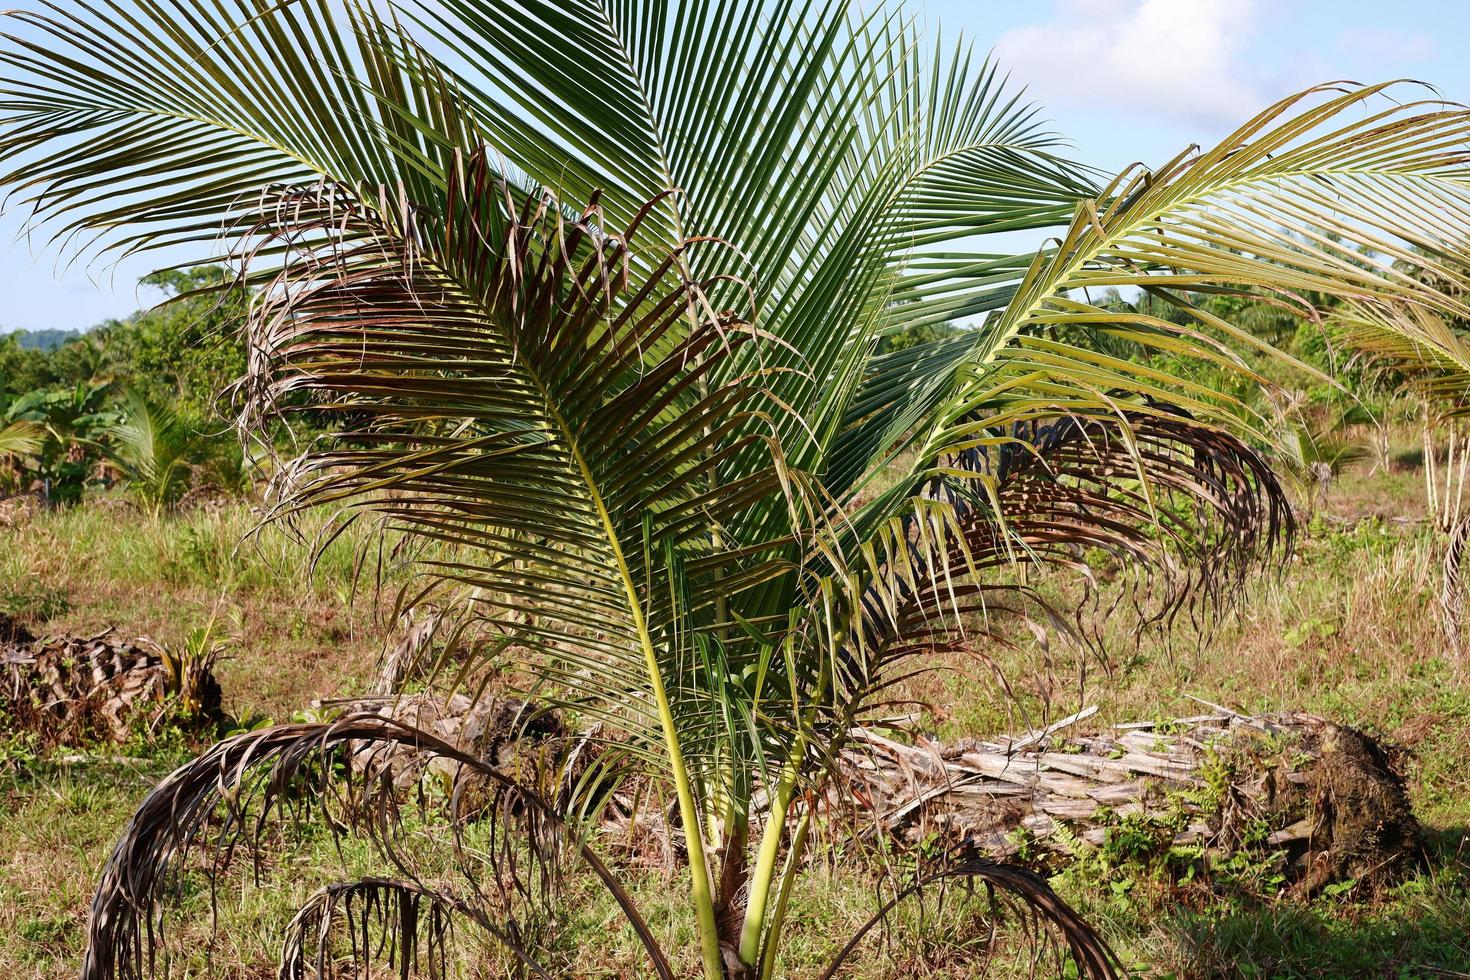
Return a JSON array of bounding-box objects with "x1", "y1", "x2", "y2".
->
[
  {"x1": 106, "y1": 389, "x2": 222, "y2": 515},
  {"x1": 0, "y1": 419, "x2": 44, "y2": 495},
  {"x1": 1314, "y1": 256, "x2": 1470, "y2": 657},
  {"x1": 6, "y1": 2, "x2": 1470, "y2": 977}
]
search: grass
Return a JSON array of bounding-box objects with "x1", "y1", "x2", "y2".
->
[
  {"x1": 0, "y1": 449, "x2": 1468, "y2": 978},
  {"x1": 0, "y1": 496, "x2": 399, "y2": 719}
]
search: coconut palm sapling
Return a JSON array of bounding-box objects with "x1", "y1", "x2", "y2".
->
[{"x1": 7, "y1": 2, "x2": 1470, "y2": 976}]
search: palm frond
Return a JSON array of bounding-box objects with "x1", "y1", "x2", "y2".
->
[
  {"x1": 0, "y1": 418, "x2": 43, "y2": 458},
  {"x1": 107, "y1": 389, "x2": 194, "y2": 511},
  {"x1": 817, "y1": 855, "x2": 1119, "y2": 980},
  {"x1": 83, "y1": 714, "x2": 674, "y2": 980},
  {"x1": 833, "y1": 406, "x2": 1290, "y2": 724},
  {"x1": 1331, "y1": 302, "x2": 1470, "y2": 414},
  {"x1": 397, "y1": 1, "x2": 1096, "y2": 496},
  {"x1": 847, "y1": 83, "x2": 1470, "y2": 601},
  {"x1": 240, "y1": 152, "x2": 806, "y2": 762},
  {"x1": 862, "y1": 82, "x2": 1469, "y2": 464},
  {"x1": 232, "y1": 147, "x2": 831, "y2": 973},
  {"x1": 12, "y1": 2, "x2": 1470, "y2": 975},
  {"x1": 279, "y1": 878, "x2": 551, "y2": 980},
  {"x1": 0, "y1": 0, "x2": 473, "y2": 261}
]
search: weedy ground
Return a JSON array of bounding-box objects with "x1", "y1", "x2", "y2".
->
[{"x1": 0, "y1": 443, "x2": 1467, "y2": 978}]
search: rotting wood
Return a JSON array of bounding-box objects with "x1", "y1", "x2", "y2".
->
[
  {"x1": 841, "y1": 709, "x2": 1423, "y2": 895},
  {"x1": 0, "y1": 623, "x2": 222, "y2": 746},
  {"x1": 317, "y1": 685, "x2": 1424, "y2": 896}
]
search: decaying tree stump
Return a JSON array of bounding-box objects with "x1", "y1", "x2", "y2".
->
[
  {"x1": 845, "y1": 708, "x2": 1423, "y2": 895},
  {"x1": 0, "y1": 621, "x2": 222, "y2": 747}
]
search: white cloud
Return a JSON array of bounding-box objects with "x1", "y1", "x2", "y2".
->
[{"x1": 994, "y1": 0, "x2": 1263, "y2": 127}]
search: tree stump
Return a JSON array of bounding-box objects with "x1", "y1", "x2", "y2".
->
[{"x1": 0, "y1": 624, "x2": 222, "y2": 747}]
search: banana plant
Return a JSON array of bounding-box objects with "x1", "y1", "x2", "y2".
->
[
  {"x1": 6, "y1": 2, "x2": 1470, "y2": 977},
  {"x1": 1, "y1": 382, "x2": 117, "y2": 504}
]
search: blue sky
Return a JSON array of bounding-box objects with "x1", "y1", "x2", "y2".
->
[
  {"x1": 935, "y1": 0, "x2": 1470, "y2": 169},
  {"x1": 3, "y1": 0, "x2": 1469, "y2": 332}
]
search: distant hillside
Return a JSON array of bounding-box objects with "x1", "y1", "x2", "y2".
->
[{"x1": 3, "y1": 327, "x2": 85, "y2": 351}]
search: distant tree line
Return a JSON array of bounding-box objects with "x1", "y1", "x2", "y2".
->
[
  {"x1": 3, "y1": 327, "x2": 85, "y2": 351},
  {"x1": 0, "y1": 268, "x2": 247, "y2": 508}
]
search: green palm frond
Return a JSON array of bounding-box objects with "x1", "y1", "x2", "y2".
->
[
  {"x1": 0, "y1": 419, "x2": 43, "y2": 459},
  {"x1": 244, "y1": 151, "x2": 804, "y2": 743},
  {"x1": 1330, "y1": 302, "x2": 1470, "y2": 413},
  {"x1": 0, "y1": 0, "x2": 472, "y2": 260},
  {"x1": 864, "y1": 83, "x2": 1470, "y2": 534},
  {"x1": 399, "y1": 1, "x2": 1097, "y2": 496},
  {"x1": 234, "y1": 149, "x2": 825, "y2": 974},
  {"x1": 108, "y1": 389, "x2": 196, "y2": 513}
]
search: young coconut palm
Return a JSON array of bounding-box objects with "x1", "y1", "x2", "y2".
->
[
  {"x1": 0, "y1": 419, "x2": 44, "y2": 494},
  {"x1": 0, "y1": 419, "x2": 43, "y2": 462},
  {"x1": 6, "y1": 1, "x2": 1470, "y2": 976},
  {"x1": 1321, "y1": 290, "x2": 1470, "y2": 655},
  {"x1": 107, "y1": 389, "x2": 206, "y2": 514}
]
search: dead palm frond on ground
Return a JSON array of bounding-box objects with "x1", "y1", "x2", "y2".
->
[{"x1": 6, "y1": 2, "x2": 1470, "y2": 977}]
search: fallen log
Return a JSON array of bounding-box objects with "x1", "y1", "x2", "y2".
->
[
  {"x1": 310, "y1": 681, "x2": 1423, "y2": 896},
  {"x1": 844, "y1": 709, "x2": 1423, "y2": 896}
]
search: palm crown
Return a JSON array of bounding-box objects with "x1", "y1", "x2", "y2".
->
[{"x1": 6, "y1": 2, "x2": 1470, "y2": 977}]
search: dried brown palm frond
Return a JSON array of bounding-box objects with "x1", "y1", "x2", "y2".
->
[
  {"x1": 279, "y1": 877, "x2": 552, "y2": 980},
  {"x1": 816, "y1": 857, "x2": 1116, "y2": 980},
  {"x1": 840, "y1": 407, "x2": 1292, "y2": 720},
  {"x1": 83, "y1": 714, "x2": 675, "y2": 980}
]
